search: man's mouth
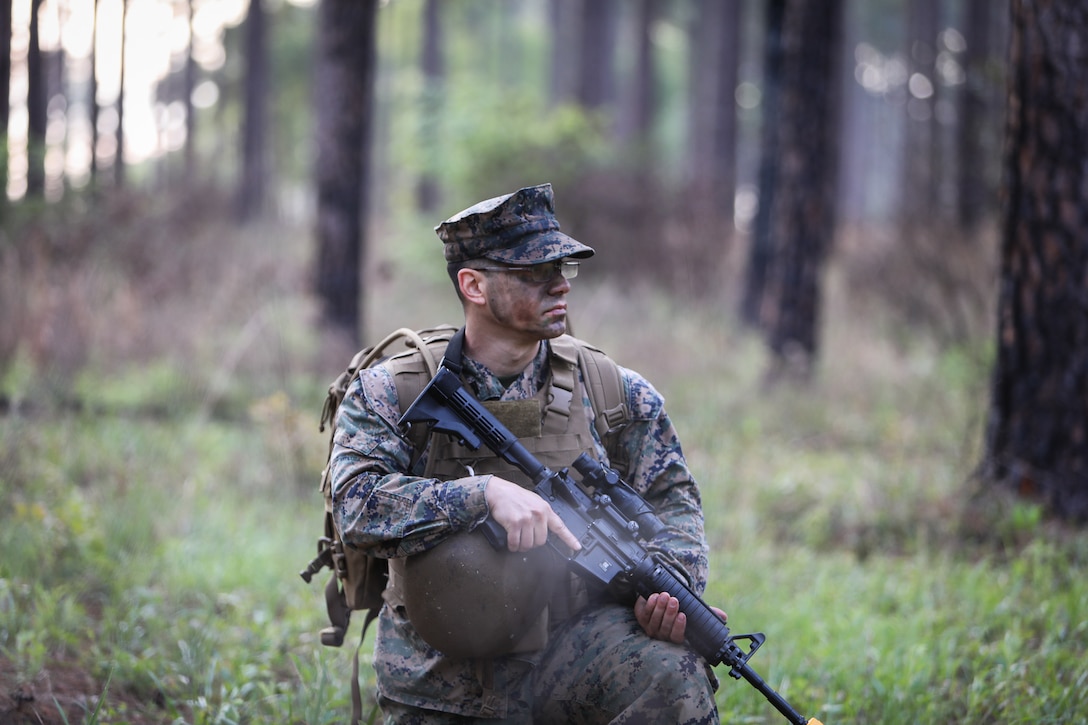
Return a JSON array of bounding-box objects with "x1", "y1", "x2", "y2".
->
[{"x1": 544, "y1": 304, "x2": 567, "y2": 318}]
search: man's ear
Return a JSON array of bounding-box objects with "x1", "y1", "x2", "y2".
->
[{"x1": 457, "y1": 267, "x2": 488, "y2": 306}]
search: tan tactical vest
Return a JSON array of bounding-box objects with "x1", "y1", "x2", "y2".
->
[{"x1": 384, "y1": 335, "x2": 611, "y2": 655}]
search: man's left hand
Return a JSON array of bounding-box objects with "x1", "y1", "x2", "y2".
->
[{"x1": 634, "y1": 592, "x2": 727, "y2": 644}]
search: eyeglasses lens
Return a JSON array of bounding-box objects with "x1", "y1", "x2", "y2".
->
[
  {"x1": 539, "y1": 261, "x2": 578, "y2": 282},
  {"x1": 477, "y1": 261, "x2": 579, "y2": 283},
  {"x1": 528, "y1": 261, "x2": 578, "y2": 280},
  {"x1": 519, "y1": 261, "x2": 579, "y2": 283}
]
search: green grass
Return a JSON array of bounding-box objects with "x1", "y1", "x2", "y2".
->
[
  {"x1": 0, "y1": 413, "x2": 363, "y2": 723},
  {"x1": 2, "y1": 204, "x2": 1086, "y2": 724}
]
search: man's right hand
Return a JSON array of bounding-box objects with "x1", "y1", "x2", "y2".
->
[{"x1": 484, "y1": 476, "x2": 582, "y2": 553}]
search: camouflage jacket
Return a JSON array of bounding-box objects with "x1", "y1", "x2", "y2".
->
[{"x1": 329, "y1": 338, "x2": 709, "y2": 716}]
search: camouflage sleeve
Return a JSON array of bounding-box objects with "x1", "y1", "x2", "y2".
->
[
  {"x1": 329, "y1": 364, "x2": 491, "y2": 559},
  {"x1": 612, "y1": 367, "x2": 710, "y2": 594}
]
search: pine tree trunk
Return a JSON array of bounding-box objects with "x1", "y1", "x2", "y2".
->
[
  {"x1": 26, "y1": 0, "x2": 45, "y2": 197},
  {"x1": 762, "y1": 0, "x2": 843, "y2": 379},
  {"x1": 983, "y1": 0, "x2": 1088, "y2": 521},
  {"x1": 687, "y1": 0, "x2": 740, "y2": 220},
  {"x1": 416, "y1": 0, "x2": 443, "y2": 213},
  {"x1": 617, "y1": 0, "x2": 658, "y2": 147},
  {"x1": 741, "y1": 0, "x2": 786, "y2": 329},
  {"x1": 184, "y1": 0, "x2": 197, "y2": 184},
  {"x1": 313, "y1": 0, "x2": 378, "y2": 344},
  {"x1": 1, "y1": 0, "x2": 12, "y2": 199},
  {"x1": 115, "y1": 0, "x2": 127, "y2": 188},
  {"x1": 89, "y1": 0, "x2": 99, "y2": 183},
  {"x1": 237, "y1": 0, "x2": 268, "y2": 222},
  {"x1": 957, "y1": 0, "x2": 992, "y2": 230},
  {"x1": 576, "y1": 0, "x2": 616, "y2": 112},
  {"x1": 548, "y1": 0, "x2": 577, "y2": 105}
]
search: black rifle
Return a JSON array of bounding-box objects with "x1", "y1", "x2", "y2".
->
[{"x1": 400, "y1": 366, "x2": 823, "y2": 725}]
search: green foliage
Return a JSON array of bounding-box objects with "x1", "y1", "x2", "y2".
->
[
  {"x1": 386, "y1": 83, "x2": 610, "y2": 219},
  {"x1": 702, "y1": 541, "x2": 1088, "y2": 722},
  {"x1": 374, "y1": 0, "x2": 610, "y2": 208},
  {"x1": 72, "y1": 360, "x2": 195, "y2": 412},
  {"x1": 438, "y1": 95, "x2": 610, "y2": 203},
  {"x1": 0, "y1": 411, "x2": 358, "y2": 723}
]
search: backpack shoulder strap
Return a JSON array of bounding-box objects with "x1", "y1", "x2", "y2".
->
[
  {"x1": 552, "y1": 336, "x2": 631, "y2": 471},
  {"x1": 385, "y1": 327, "x2": 458, "y2": 455},
  {"x1": 574, "y1": 341, "x2": 629, "y2": 441}
]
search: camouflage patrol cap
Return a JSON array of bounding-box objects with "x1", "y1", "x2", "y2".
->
[{"x1": 437, "y1": 183, "x2": 595, "y2": 264}]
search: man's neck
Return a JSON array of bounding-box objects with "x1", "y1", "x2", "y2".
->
[{"x1": 462, "y1": 324, "x2": 542, "y2": 378}]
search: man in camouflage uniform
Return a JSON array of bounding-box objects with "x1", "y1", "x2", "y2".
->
[{"x1": 329, "y1": 183, "x2": 722, "y2": 723}]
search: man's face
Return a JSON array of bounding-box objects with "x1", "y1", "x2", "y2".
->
[{"x1": 478, "y1": 260, "x2": 574, "y2": 341}]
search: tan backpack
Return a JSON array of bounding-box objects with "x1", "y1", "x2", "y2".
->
[{"x1": 299, "y1": 326, "x2": 457, "y2": 649}]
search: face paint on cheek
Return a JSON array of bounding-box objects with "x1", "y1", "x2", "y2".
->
[{"x1": 487, "y1": 278, "x2": 567, "y2": 336}]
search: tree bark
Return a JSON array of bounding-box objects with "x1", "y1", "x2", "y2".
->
[
  {"x1": 687, "y1": 0, "x2": 740, "y2": 219},
  {"x1": 115, "y1": 0, "x2": 127, "y2": 188},
  {"x1": 983, "y1": 0, "x2": 1088, "y2": 521},
  {"x1": 617, "y1": 0, "x2": 658, "y2": 148},
  {"x1": 548, "y1": 0, "x2": 577, "y2": 106},
  {"x1": 1, "y1": 0, "x2": 12, "y2": 199},
  {"x1": 237, "y1": 0, "x2": 268, "y2": 222},
  {"x1": 89, "y1": 0, "x2": 99, "y2": 183},
  {"x1": 416, "y1": 0, "x2": 443, "y2": 213},
  {"x1": 762, "y1": 0, "x2": 843, "y2": 379},
  {"x1": 26, "y1": 0, "x2": 45, "y2": 197},
  {"x1": 184, "y1": 0, "x2": 197, "y2": 184},
  {"x1": 711, "y1": 0, "x2": 740, "y2": 218},
  {"x1": 576, "y1": 0, "x2": 617, "y2": 112},
  {"x1": 313, "y1": 0, "x2": 378, "y2": 344},
  {"x1": 741, "y1": 0, "x2": 786, "y2": 329},
  {"x1": 957, "y1": 0, "x2": 996, "y2": 230}
]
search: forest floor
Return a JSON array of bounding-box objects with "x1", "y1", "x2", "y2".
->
[{"x1": 0, "y1": 653, "x2": 163, "y2": 725}]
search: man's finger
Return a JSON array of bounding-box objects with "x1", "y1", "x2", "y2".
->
[
  {"x1": 548, "y1": 510, "x2": 582, "y2": 551},
  {"x1": 668, "y1": 610, "x2": 687, "y2": 644}
]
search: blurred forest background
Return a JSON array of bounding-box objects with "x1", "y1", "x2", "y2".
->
[
  {"x1": 2, "y1": 0, "x2": 1088, "y2": 723},
  {"x1": 0, "y1": 0, "x2": 1011, "y2": 348}
]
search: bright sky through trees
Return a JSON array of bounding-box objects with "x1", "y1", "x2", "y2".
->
[{"x1": 5, "y1": 0, "x2": 314, "y2": 199}]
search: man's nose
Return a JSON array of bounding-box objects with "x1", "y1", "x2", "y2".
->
[{"x1": 549, "y1": 274, "x2": 572, "y2": 294}]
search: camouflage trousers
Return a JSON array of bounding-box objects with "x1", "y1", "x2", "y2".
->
[{"x1": 379, "y1": 603, "x2": 720, "y2": 724}]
